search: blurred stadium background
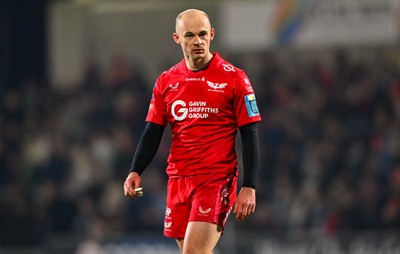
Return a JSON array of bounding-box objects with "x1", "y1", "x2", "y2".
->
[{"x1": 1, "y1": 0, "x2": 400, "y2": 253}]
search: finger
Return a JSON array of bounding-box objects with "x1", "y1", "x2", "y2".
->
[
  {"x1": 124, "y1": 182, "x2": 130, "y2": 196},
  {"x1": 235, "y1": 200, "x2": 247, "y2": 213},
  {"x1": 242, "y1": 208, "x2": 248, "y2": 218},
  {"x1": 249, "y1": 204, "x2": 255, "y2": 214},
  {"x1": 245, "y1": 205, "x2": 253, "y2": 215},
  {"x1": 238, "y1": 206, "x2": 253, "y2": 221},
  {"x1": 238, "y1": 211, "x2": 245, "y2": 221},
  {"x1": 124, "y1": 182, "x2": 136, "y2": 197},
  {"x1": 126, "y1": 188, "x2": 133, "y2": 197},
  {"x1": 233, "y1": 201, "x2": 239, "y2": 214},
  {"x1": 236, "y1": 208, "x2": 245, "y2": 221}
]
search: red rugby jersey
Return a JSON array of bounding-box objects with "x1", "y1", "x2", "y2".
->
[{"x1": 146, "y1": 53, "x2": 261, "y2": 177}]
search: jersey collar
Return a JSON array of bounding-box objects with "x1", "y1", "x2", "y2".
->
[{"x1": 180, "y1": 53, "x2": 222, "y2": 74}]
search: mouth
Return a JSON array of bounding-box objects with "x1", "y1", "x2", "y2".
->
[{"x1": 193, "y1": 49, "x2": 204, "y2": 54}]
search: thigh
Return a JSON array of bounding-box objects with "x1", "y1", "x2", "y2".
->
[
  {"x1": 164, "y1": 177, "x2": 192, "y2": 239},
  {"x1": 190, "y1": 173, "x2": 237, "y2": 229},
  {"x1": 183, "y1": 221, "x2": 222, "y2": 254}
]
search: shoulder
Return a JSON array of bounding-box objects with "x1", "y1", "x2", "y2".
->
[
  {"x1": 212, "y1": 53, "x2": 247, "y2": 79},
  {"x1": 156, "y1": 61, "x2": 183, "y2": 86},
  {"x1": 161, "y1": 61, "x2": 184, "y2": 77},
  {"x1": 212, "y1": 54, "x2": 254, "y2": 93}
]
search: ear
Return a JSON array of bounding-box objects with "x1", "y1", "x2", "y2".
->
[
  {"x1": 210, "y1": 28, "x2": 215, "y2": 41},
  {"x1": 173, "y1": 33, "x2": 181, "y2": 45}
]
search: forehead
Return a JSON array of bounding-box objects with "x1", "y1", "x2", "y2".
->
[{"x1": 176, "y1": 12, "x2": 211, "y2": 33}]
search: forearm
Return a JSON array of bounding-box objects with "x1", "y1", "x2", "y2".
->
[
  {"x1": 239, "y1": 123, "x2": 260, "y2": 189},
  {"x1": 129, "y1": 122, "x2": 165, "y2": 175}
]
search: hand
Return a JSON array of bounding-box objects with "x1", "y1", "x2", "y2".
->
[
  {"x1": 124, "y1": 172, "x2": 142, "y2": 198},
  {"x1": 233, "y1": 187, "x2": 256, "y2": 221}
]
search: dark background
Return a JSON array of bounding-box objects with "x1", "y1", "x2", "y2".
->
[{"x1": 0, "y1": 0, "x2": 47, "y2": 91}]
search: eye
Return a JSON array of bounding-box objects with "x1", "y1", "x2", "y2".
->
[{"x1": 199, "y1": 31, "x2": 207, "y2": 37}]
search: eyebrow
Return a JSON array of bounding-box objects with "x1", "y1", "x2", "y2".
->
[{"x1": 184, "y1": 30, "x2": 208, "y2": 36}]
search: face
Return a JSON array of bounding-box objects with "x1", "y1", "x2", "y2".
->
[{"x1": 173, "y1": 11, "x2": 215, "y2": 65}]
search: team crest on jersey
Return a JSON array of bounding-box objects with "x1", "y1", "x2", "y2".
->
[
  {"x1": 244, "y1": 94, "x2": 260, "y2": 117},
  {"x1": 207, "y1": 81, "x2": 227, "y2": 93},
  {"x1": 207, "y1": 81, "x2": 227, "y2": 90}
]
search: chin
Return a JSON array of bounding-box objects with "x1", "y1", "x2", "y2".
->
[{"x1": 192, "y1": 53, "x2": 205, "y2": 59}]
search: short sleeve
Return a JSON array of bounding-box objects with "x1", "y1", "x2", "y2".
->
[
  {"x1": 145, "y1": 78, "x2": 168, "y2": 126},
  {"x1": 234, "y1": 71, "x2": 262, "y2": 127}
]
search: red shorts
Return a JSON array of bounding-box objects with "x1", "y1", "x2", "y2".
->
[{"x1": 163, "y1": 172, "x2": 237, "y2": 239}]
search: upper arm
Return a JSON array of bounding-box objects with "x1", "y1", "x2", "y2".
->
[
  {"x1": 146, "y1": 79, "x2": 168, "y2": 126},
  {"x1": 239, "y1": 122, "x2": 258, "y2": 135},
  {"x1": 233, "y1": 71, "x2": 262, "y2": 127}
]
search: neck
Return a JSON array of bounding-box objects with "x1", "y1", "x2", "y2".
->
[{"x1": 185, "y1": 53, "x2": 213, "y2": 71}]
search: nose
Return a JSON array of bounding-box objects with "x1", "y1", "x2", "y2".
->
[{"x1": 194, "y1": 35, "x2": 202, "y2": 45}]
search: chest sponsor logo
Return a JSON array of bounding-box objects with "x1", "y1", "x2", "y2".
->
[
  {"x1": 171, "y1": 100, "x2": 219, "y2": 121},
  {"x1": 171, "y1": 100, "x2": 188, "y2": 121}
]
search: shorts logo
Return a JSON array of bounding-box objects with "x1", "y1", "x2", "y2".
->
[
  {"x1": 165, "y1": 207, "x2": 171, "y2": 217},
  {"x1": 244, "y1": 94, "x2": 260, "y2": 117},
  {"x1": 199, "y1": 206, "x2": 211, "y2": 214},
  {"x1": 171, "y1": 100, "x2": 188, "y2": 121},
  {"x1": 164, "y1": 207, "x2": 172, "y2": 230},
  {"x1": 164, "y1": 221, "x2": 172, "y2": 228}
]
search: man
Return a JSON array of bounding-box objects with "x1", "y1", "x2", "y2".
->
[{"x1": 124, "y1": 9, "x2": 261, "y2": 254}]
